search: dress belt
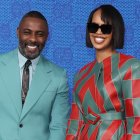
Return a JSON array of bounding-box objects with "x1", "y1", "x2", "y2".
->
[
  {"x1": 75, "y1": 95, "x2": 126, "y2": 139},
  {"x1": 84, "y1": 111, "x2": 125, "y2": 125},
  {"x1": 75, "y1": 94, "x2": 125, "y2": 124},
  {"x1": 78, "y1": 112, "x2": 125, "y2": 140}
]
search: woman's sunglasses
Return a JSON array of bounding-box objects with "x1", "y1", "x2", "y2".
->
[{"x1": 87, "y1": 23, "x2": 112, "y2": 34}]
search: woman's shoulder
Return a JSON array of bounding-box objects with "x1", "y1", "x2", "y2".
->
[
  {"x1": 118, "y1": 53, "x2": 140, "y2": 80},
  {"x1": 78, "y1": 61, "x2": 96, "y2": 74},
  {"x1": 118, "y1": 53, "x2": 140, "y2": 74},
  {"x1": 118, "y1": 53, "x2": 140, "y2": 68},
  {"x1": 119, "y1": 53, "x2": 135, "y2": 62},
  {"x1": 73, "y1": 61, "x2": 96, "y2": 84}
]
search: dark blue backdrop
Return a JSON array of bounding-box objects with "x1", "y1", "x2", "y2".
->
[{"x1": 0, "y1": 0, "x2": 140, "y2": 101}]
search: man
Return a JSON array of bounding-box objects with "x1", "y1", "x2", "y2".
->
[{"x1": 0, "y1": 11, "x2": 70, "y2": 140}]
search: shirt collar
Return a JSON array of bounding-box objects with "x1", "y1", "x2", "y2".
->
[{"x1": 18, "y1": 50, "x2": 40, "y2": 71}]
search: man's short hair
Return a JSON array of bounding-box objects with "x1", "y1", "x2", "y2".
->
[{"x1": 19, "y1": 11, "x2": 48, "y2": 28}]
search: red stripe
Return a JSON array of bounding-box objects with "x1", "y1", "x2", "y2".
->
[
  {"x1": 94, "y1": 83, "x2": 106, "y2": 113},
  {"x1": 100, "y1": 120, "x2": 122, "y2": 140},
  {"x1": 79, "y1": 62, "x2": 93, "y2": 73},
  {"x1": 66, "y1": 120, "x2": 84, "y2": 140},
  {"x1": 126, "y1": 134, "x2": 132, "y2": 140},
  {"x1": 74, "y1": 61, "x2": 95, "y2": 91},
  {"x1": 69, "y1": 103, "x2": 80, "y2": 119},
  {"x1": 66, "y1": 120, "x2": 70, "y2": 133},
  {"x1": 118, "y1": 53, "x2": 133, "y2": 69},
  {"x1": 120, "y1": 134, "x2": 127, "y2": 140},
  {"x1": 66, "y1": 135, "x2": 75, "y2": 140},
  {"x1": 120, "y1": 120, "x2": 127, "y2": 140},
  {"x1": 103, "y1": 58, "x2": 121, "y2": 112},
  {"x1": 132, "y1": 79, "x2": 140, "y2": 98},
  {"x1": 132, "y1": 117, "x2": 140, "y2": 134},
  {"x1": 78, "y1": 75, "x2": 95, "y2": 103},
  {"x1": 78, "y1": 75, "x2": 106, "y2": 112},
  {"x1": 82, "y1": 133, "x2": 88, "y2": 140},
  {"x1": 123, "y1": 67, "x2": 132, "y2": 80},
  {"x1": 75, "y1": 120, "x2": 84, "y2": 140},
  {"x1": 125, "y1": 99, "x2": 134, "y2": 117},
  {"x1": 89, "y1": 121, "x2": 102, "y2": 140},
  {"x1": 79, "y1": 123, "x2": 89, "y2": 140}
]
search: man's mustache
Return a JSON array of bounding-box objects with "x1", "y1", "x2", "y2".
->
[
  {"x1": 25, "y1": 41, "x2": 39, "y2": 47},
  {"x1": 20, "y1": 41, "x2": 40, "y2": 48}
]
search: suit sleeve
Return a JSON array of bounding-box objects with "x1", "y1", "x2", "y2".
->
[
  {"x1": 122, "y1": 62, "x2": 140, "y2": 139},
  {"x1": 66, "y1": 74, "x2": 84, "y2": 140},
  {"x1": 48, "y1": 70, "x2": 70, "y2": 140}
]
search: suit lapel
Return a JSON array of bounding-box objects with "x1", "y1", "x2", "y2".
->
[
  {"x1": 0, "y1": 49, "x2": 22, "y2": 117},
  {"x1": 20, "y1": 57, "x2": 52, "y2": 121}
]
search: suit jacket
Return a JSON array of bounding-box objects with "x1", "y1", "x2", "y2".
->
[
  {"x1": 66, "y1": 53, "x2": 140, "y2": 140},
  {"x1": 0, "y1": 49, "x2": 70, "y2": 140}
]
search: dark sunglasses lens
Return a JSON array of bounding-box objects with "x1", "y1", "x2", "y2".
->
[
  {"x1": 101, "y1": 25, "x2": 112, "y2": 34},
  {"x1": 87, "y1": 23, "x2": 99, "y2": 33}
]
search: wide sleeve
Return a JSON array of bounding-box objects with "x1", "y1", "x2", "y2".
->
[
  {"x1": 48, "y1": 70, "x2": 70, "y2": 140},
  {"x1": 66, "y1": 74, "x2": 84, "y2": 140},
  {"x1": 122, "y1": 61, "x2": 140, "y2": 139}
]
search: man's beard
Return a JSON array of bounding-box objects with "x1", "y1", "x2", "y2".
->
[{"x1": 19, "y1": 40, "x2": 44, "y2": 60}]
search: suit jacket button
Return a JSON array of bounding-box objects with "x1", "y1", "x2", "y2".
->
[{"x1": 19, "y1": 124, "x2": 23, "y2": 128}]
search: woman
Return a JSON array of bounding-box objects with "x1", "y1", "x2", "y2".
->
[{"x1": 66, "y1": 4, "x2": 140, "y2": 140}]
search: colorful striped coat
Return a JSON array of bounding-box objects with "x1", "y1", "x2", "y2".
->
[{"x1": 66, "y1": 53, "x2": 140, "y2": 140}]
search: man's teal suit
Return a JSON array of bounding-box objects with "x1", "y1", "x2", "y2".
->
[{"x1": 0, "y1": 49, "x2": 70, "y2": 140}]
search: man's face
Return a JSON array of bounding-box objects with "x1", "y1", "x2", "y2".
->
[{"x1": 17, "y1": 17, "x2": 48, "y2": 60}]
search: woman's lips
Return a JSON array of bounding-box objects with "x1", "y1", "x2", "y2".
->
[{"x1": 94, "y1": 37, "x2": 105, "y2": 44}]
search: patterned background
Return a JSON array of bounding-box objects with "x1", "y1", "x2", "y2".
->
[{"x1": 0, "y1": 0, "x2": 140, "y2": 102}]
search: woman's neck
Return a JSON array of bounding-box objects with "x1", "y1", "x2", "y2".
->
[{"x1": 96, "y1": 49, "x2": 117, "y2": 63}]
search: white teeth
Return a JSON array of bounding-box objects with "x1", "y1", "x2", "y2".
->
[
  {"x1": 94, "y1": 37, "x2": 105, "y2": 43},
  {"x1": 27, "y1": 46, "x2": 37, "y2": 49}
]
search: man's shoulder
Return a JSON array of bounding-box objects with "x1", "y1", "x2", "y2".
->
[{"x1": 0, "y1": 49, "x2": 17, "y2": 61}]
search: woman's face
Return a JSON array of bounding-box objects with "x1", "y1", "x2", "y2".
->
[{"x1": 89, "y1": 9, "x2": 113, "y2": 51}]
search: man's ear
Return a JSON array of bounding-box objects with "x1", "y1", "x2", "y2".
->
[
  {"x1": 16, "y1": 27, "x2": 19, "y2": 38},
  {"x1": 46, "y1": 31, "x2": 49, "y2": 41}
]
